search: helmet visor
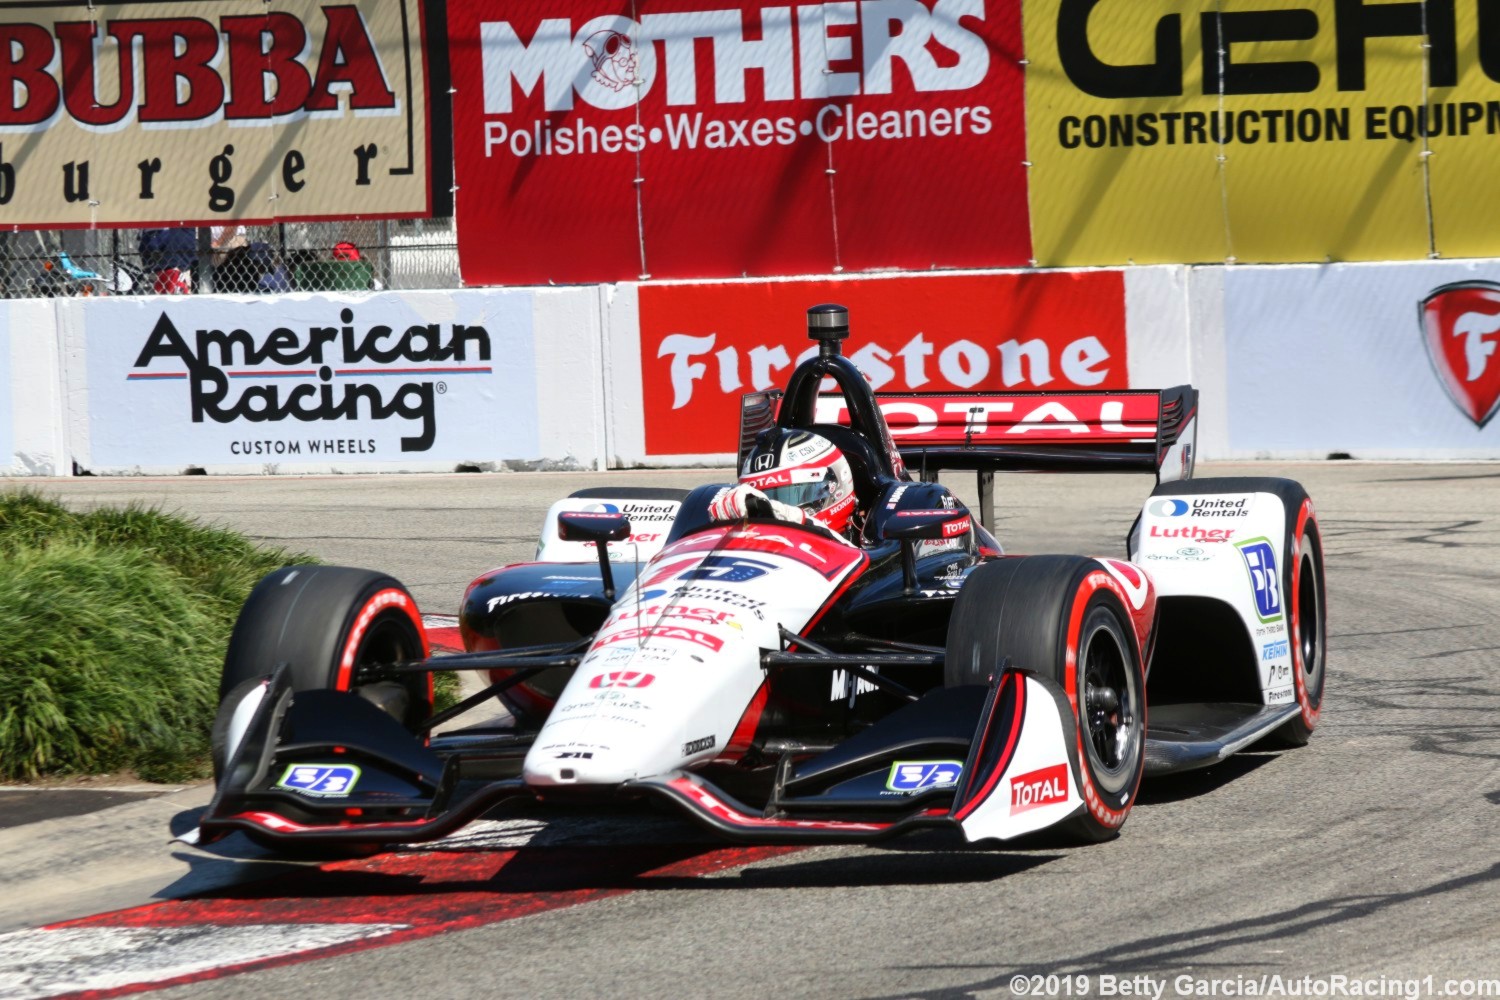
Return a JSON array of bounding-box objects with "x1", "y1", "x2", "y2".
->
[{"x1": 762, "y1": 471, "x2": 835, "y2": 511}]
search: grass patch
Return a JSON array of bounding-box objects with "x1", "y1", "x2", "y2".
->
[{"x1": 0, "y1": 491, "x2": 313, "y2": 782}]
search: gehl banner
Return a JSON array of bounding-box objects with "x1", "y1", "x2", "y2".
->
[
  {"x1": 1026, "y1": 0, "x2": 1500, "y2": 265},
  {"x1": 0, "y1": 0, "x2": 430, "y2": 227}
]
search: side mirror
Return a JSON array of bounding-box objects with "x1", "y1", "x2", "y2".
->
[
  {"x1": 557, "y1": 512, "x2": 631, "y2": 601},
  {"x1": 557, "y1": 511, "x2": 632, "y2": 543},
  {"x1": 881, "y1": 508, "x2": 971, "y2": 596},
  {"x1": 881, "y1": 508, "x2": 971, "y2": 542}
]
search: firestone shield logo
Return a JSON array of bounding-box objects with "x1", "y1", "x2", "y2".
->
[{"x1": 1421, "y1": 282, "x2": 1500, "y2": 428}]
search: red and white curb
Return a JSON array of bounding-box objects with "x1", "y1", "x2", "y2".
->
[
  {"x1": 420, "y1": 613, "x2": 462, "y2": 653},
  {"x1": 4, "y1": 815, "x2": 796, "y2": 998},
  {"x1": 0, "y1": 924, "x2": 407, "y2": 1000}
]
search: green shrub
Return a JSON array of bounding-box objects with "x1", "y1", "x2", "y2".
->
[
  {"x1": 0, "y1": 543, "x2": 222, "y2": 781},
  {"x1": 0, "y1": 491, "x2": 311, "y2": 782}
]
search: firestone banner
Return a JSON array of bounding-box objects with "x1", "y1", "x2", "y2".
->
[
  {"x1": 639, "y1": 271, "x2": 1128, "y2": 455},
  {"x1": 0, "y1": 0, "x2": 430, "y2": 228},
  {"x1": 449, "y1": 0, "x2": 1028, "y2": 285},
  {"x1": 82, "y1": 292, "x2": 539, "y2": 468},
  {"x1": 1024, "y1": 0, "x2": 1500, "y2": 266},
  {"x1": 1224, "y1": 261, "x2": 1500, "y2": 456}
]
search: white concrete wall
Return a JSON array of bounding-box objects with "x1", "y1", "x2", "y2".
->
[{"x1": 5, "y1": 260, "x2": 1499, "y2": 476}]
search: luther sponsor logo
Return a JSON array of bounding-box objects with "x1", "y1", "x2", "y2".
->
[
  {"x1": 125, "y1": 309, "x2": 492, "y2": 453},
  {"x1": 1147, "y1": 524, "x2": 1235, "y2": 543},
  {"x1": 1010, "y1": 763, "x2": 1069, "y2": 815}
]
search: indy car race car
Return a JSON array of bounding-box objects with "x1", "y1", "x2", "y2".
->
[{"x1": 196, "y1": 304, "x2": 1325, "y2": 851}]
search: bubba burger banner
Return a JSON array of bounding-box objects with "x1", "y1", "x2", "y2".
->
[
  {"x1": 0, "y1": 0, "x2": 430, "y2": 228},
  {"x1": 448, "y1": 0, "x2": 1027, "y2": 284},
  {"x1": 639, "y1": 271, "x2": 1127, "y2": 454},
  {"x1": 81, "y1": 292, "x2": 540, "y2": 469}
]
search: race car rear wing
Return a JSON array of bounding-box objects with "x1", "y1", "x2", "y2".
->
[
  {"x1": 740, "y1": 385, "x2": 1198, "y2": 527},
  {"x1": 742, "y1": 386, "x2": 1197, "y2": 478}
]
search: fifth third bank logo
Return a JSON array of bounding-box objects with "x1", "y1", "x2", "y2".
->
[{"x1": 1421, "y1": 282, "x2": 1500, "y2": 428}]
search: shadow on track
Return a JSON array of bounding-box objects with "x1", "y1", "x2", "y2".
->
[{"x1": 854, "y1": 861, "x2": 1500, "y2": 1000}]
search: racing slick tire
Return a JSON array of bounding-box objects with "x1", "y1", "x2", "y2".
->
[
  {"x1": 946, "y1": 556, "x2": 1147, "y2": 843},
  {"x1": 213, "y1": 565, "x2": 430, "y2": 779},
  {"x1": 1139, "y1": 477, "x2": 1326, "y2": 748}
]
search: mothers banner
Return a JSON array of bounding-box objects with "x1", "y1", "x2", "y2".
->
[{"x1": 450, "y1": 0, "x2": 1500, "y2": 281}]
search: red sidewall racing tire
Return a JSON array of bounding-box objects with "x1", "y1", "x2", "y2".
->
[
  {"x1": 946, "y1": 556, "x2": 1148, "y2": 843},
  {"x1": 213, "y1": 566, "x2": 430, "y2": 779}
]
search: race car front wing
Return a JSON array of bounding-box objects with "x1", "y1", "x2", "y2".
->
[{"x1": 194, "y1": 653, "x2": 1089, "y2": 849}]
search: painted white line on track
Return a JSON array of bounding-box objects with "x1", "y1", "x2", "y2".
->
[
  {"x1": 404, "y1": 813, "x2": 715, "y2": 852},
  {"x1": 0, "y1": 923, "x2": 407, "y2": 999}
]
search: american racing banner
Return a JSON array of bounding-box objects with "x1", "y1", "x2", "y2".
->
[
  {"x1": 0, "y1": 0, "x2": 431, "y2": 228},
  {"x1": 639, "y1": 271, "x2": 1128, "y2": 454},
  {"x1": 448, "y1": 0, "x2": 1028, "y2": 284},
  {"x1": 1023, "y1": 0, "x2": 1500, "y2": 266},
  {"x1": 80, "y1": 292, "x2": 540, "y2": 468},
  {"x1": 1223, "y1": 261, "x2": 1500, "y2": 457}
]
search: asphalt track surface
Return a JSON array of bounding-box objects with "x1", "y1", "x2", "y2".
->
[{"x1": 3, "y1": 463, "x2": 1500, "y2": 999}]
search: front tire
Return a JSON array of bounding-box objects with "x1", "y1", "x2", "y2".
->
[
  {"x1": 946, "y1": 556, "x2": 1147, "y2": 842},
  {"x1": 213, "y1": 566, "x2": 429, "y2": 778}
]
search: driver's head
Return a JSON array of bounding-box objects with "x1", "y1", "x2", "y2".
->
[{"x1": 741, "y1": 430, "x2": 857, "y2": 533}]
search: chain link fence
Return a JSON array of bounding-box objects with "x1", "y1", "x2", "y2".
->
[{"x1": 0, "y1": 219, "x2": 459, "y2": 299}]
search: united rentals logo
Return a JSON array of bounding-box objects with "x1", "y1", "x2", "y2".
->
[
  {"x1": 1421, "y1": 282, "x2": 1500, "y2": 428},
  {"x1": 127, "y1": 309, "x2": 492, "y2": 452}
]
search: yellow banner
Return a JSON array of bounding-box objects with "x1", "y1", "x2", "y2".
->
[
  {"x1": 0, "y1": 0, "x2": 429, "y2": 228},
  {"x1": 1023, "y1": 0, "x2": 1475, "y2": 265}
]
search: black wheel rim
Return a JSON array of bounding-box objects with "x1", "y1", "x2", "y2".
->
[
  {"x1": 1296, "y1": 549, "x2": 1323, "y2": 702},
  {"x1": 1081, "y1": 613, "x2": 1141, "y2": 796},
  {"x1": 347, "y1": 610, "x2": 426, "y2": 725},
  {"x1": 351, "y1": 612, "x2": 423, "y2": 678}
]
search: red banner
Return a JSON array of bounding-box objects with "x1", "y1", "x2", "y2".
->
[
  {"x1": 448, "y1": 0, "x2": 1027, "y2": 284},
  {"x1": 639, "y1": 271, "x2": 1129, "y2": 454}
]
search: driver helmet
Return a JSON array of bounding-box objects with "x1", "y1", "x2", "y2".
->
[{"x1": 740, "y1": 430, "x2": 857, "y2": 534}]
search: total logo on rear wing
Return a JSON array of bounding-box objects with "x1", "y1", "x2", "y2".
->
[{"x1": 741, "y1": 386, "x2": 1198, "y2": 482}]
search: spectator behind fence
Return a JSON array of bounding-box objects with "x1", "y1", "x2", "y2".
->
[
  {"x1": 137, "y1": 228, "x2": 197, "y2": 294},
  {"x1": 215, "y1": 241, "x2": 290, "y2": 294}
]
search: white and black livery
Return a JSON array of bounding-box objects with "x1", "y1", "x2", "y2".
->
[{"x1": 196, "y1": 304, "x2": 1326, "y2": 851}]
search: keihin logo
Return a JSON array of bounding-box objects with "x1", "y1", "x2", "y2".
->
[{"x1": 128, "y1": 310, "x2": 492, "y2": 452}]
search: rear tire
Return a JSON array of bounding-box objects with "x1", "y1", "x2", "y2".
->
[
  {"x1": 946, "y1": 557, "x2": 1147, "y2": 842},
  {"x1": 213, "y1": 566, "x2": 430, "y2": 779}
]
